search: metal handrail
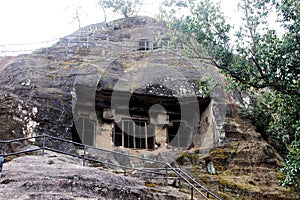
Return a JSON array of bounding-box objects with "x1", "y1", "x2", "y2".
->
[
  {"x1": 0, "y1": 134, "x2": 222, "y2": 199},
  {"x1": 0, "y1": 135, "x2": 43, "y2": 143},
  {"x1": 44, "y1": 134, "x2": 167, "y2": 165},
  {"x1": 166, "y1": 163, "x2": 221, "y2": 200},
  {"x1": 176, "y1": 167, "x2": 222, "y2": 200},
  {"x1": 1, "y1": 33, "x2": 181, "y2": 56}
]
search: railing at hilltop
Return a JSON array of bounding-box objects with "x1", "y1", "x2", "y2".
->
[
  {"x1": 0, "y1": 134, "x2": 222, "y2": 200},
  {"x1": 0, "y1": 31, "x2": 183, "y2": 57}
]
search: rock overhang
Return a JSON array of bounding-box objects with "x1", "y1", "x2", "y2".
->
[
  {"x1": 0, "y1": 16, "x2": 227, "y2": 152},
  {"x1": 96, "y1": 50, "x2": 208, "y2": 99}
]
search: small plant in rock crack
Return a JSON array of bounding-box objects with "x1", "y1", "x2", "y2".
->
[{"x1": 198, "y1": 76, "x2": 220, "y2": 98}]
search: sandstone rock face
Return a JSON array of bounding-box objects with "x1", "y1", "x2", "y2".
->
[
  {"x1": 0, "y1": 153, "x2": 188, "y2": 200},
  {"x1": 0, "y1": 53, "x2": 77, "y2": 152},
  {"x1": 0, "y1": 16, "x2": 299, "y2": 200},
  {"x1": 176, "y1": 105, "x2": 300, "y2": 200},
  {"x1": 0, "y1": 16, "x2": 227, "y2": 152}
]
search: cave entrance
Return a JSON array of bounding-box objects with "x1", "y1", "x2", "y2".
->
[
  {"x1": 167, "y1": 121, "x2": 190, "y2": 148},
  {"x1": 72, "y1": 116, "x2": 95, "y2": 146},
  {"x1": 113, "y1": 120, "x2": 155, "y2": 150},
  {"x1": 138, "y1": 39, "x2": 149, "y2": 50}
]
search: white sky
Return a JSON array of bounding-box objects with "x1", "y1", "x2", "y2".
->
[
  {"x1": 0, "y1": 0, "x2": 161, "y2": 45},
  {"x1": 0, "y1": 0, "x2": 279, "y2": 56}
]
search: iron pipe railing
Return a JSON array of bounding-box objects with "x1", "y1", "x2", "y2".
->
[
  {"x1": 0, "y1": 134, "x2": 222, "y2": 199},
  {"x1": 176, "y1": 168, "x2": 222, "y2": 200}
]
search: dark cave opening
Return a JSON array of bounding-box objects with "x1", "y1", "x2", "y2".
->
[
  {"x1": 71, "y1": 116, "x2": 95, "y2": 146},
  {"x1": 95, "y1": 88, "x2": 210, "y2": 150},
  {"x1": 113, "y1": 120, "x2": 155, "y2": 150},
  {"x1": 167, "y1": 121, "x2": 190, "y2": 148}
]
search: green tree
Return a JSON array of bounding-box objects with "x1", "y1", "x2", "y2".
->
[
  {"x1": 160, "y1": 0, "x2": 300, "y2": 190},
  {"x1": 98, "y1": 0, "x2": 143, "y2": 23}
]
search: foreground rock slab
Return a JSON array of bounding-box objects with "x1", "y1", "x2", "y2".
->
[{"x1": 0, "y1": 153, "x2": 188, "y2": 200}]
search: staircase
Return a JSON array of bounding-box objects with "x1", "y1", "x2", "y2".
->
[{"x1": 0, "y1": 134, "x2": 222, "y2": 200}]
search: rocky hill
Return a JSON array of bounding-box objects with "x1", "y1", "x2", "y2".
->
[{"x1": 0, "y1": 16, "x2": 299, "y2": 199}]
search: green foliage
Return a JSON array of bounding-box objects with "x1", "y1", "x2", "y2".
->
[
  {"x1": 269, "y1": 93, "x2": 300, "y2": 191},
  {"x1": 280, "y1": 147, "x2": 300, "y2": 191},
  {"x1": 160, "y1": 0, "x2": 299, "y2": 96},
  {"x1": 159, "y1": 0, "x2": 232, "y2": 63},
  {"x1": 268, "y1": 94, "x2": 300, "y2": 144},
  {"x1": 98, "y1": 0, "x2": 142, "y2": 23},
  {"x1": 199, "y1": 76, "x2": 220, "y2": 98},
  {"x1": 240, "y1": 90, "x2": 300, "y2": 191},
  {"x1": 239, "y1": 91, "x2": 272, "y2": 140},
  {"x1": 160, "y1": 0, "x2": 300, "y2": 189}
]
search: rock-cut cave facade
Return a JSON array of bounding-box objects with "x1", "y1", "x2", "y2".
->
[{"x1": 70, "y1": 17, "x2": 227, "y2": 152}]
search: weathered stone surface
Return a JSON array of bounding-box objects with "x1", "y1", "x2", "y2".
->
[
  {"x1": 0, "y1": 16, "x2": 299, "y2": 199},
  {"x1": 0, "y1": 16, "x2": 227, "y2": 152},
  {"x1": 0, "y1": 153, "x2": 188, "y2": 200},
  {"x1": 185, "y1": 118, "x2": 299, "y2": 199},
  {"x1": 0, "y1": 55, "x2": 78, "y2": 153}
]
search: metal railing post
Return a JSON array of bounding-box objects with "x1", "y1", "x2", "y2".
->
[
  {"x1": 165, "y1": 165, "x2": 168, "y2": 187},
  {"x1": 42, "y1": 134, "x2": 46, "y2": 157},
  {"x1": 3, "y1": 142, "x2": 7, "y2": 157},
  {"x1": 124, "y1": 153, "x2": 127, "y2": 176},
  {"x1": 179, "y1": 177, "x2": 182, "y2": 191},
  {"x1": 3, "y1": 142, "x2": 7, "y2": 155},
  {"x1": 83, "y1": 145, "x2": 87, "y2": 166},
  {"x1": 0, "y1": 135, "x2": 221, "y2": 200},
  {"x1": 142, "y1": 158, "x2": 145, "y2": 168},
  {"x1": 106, "y1": 36, "x2": 109, "y2": 48},
  {"x1": 68, "y1": 36, "x2": 71, "y2": 46}
]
